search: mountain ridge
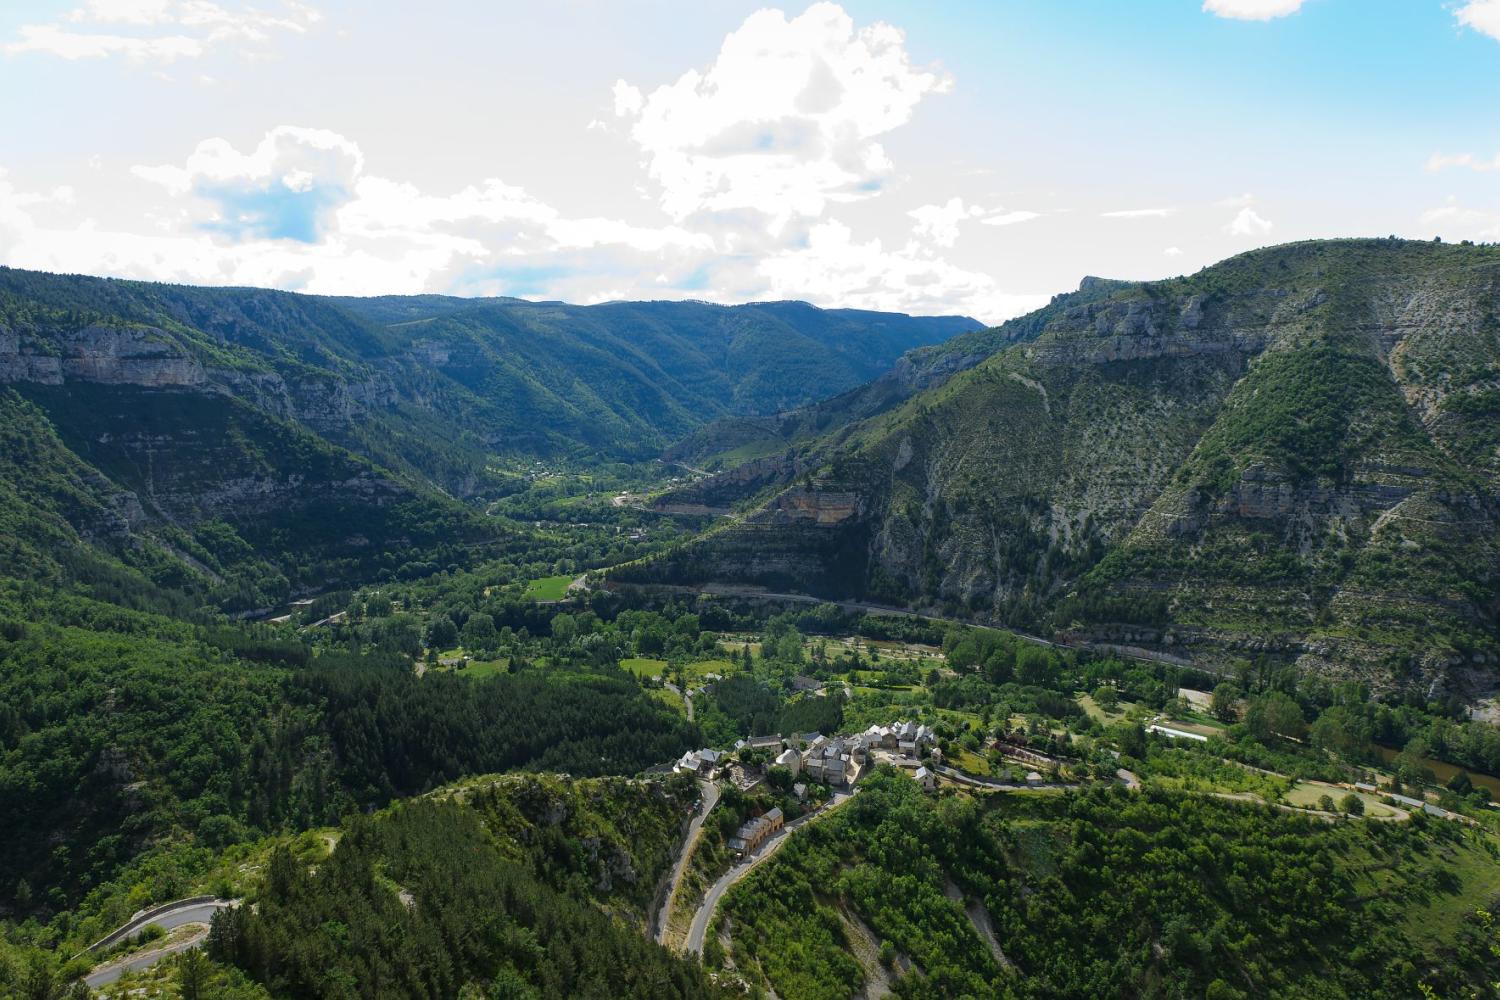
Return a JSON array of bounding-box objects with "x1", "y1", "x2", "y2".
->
[
  {"x1": 621, "y1": 238, "x2": 1500, "y2": 693},
  {"x1": 0, "y1": 267, "x2": 974, "y2": 610}
]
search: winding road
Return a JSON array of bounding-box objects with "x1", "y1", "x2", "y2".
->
[
  {"x1": 654, "y1": 780, "x2": 720, "y2": 944},
  {"x1": 685, "y1": 789, "x2": 857, "y2": 955},
  {"x1": 82, "y1": 898, "x2": 237, "y2": 988}
]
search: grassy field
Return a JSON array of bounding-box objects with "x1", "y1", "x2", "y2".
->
[
  {"x1": 524, "y1": 574, "x2": 574, "y2": 601},
  {"x1": 620, "y1": 657, "x2": 734, "y2": 684},
  {"x1": 621, "y1": 657, "x2": 669, "y2": 679},
  {"x1": 1394, "y1": 833, "x2": 1500, "y2": 944},
  {"x1": 950, "y1": 747, "x2": 992, "y2": 776},
  {"x1": 456, "y1": 658, "x2": 509, "y2": 680},
  {"x1": 1284, "y1": 781, "x2": 1399, "y2": 818},
  {"x1": 1078, "y1": 693, "x2": 1138, "y2": 725},
  {"x1": 651, "y1": 687, "x2": 687, "y2": 715},
  {"x1": 1162, "y1": 705, "x2": 1228, "y2": 734}
]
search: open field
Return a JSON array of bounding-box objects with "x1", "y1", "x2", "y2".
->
[
  {"x1": 621, "y1": 657, "x2": 669, "y2": 679},
  {"x1": 950, "y1": 747, "x2": 992, "y2": 775},
  {"x1": 455, "y1": 658, "x2": 509, "y2": 680},
  {"x1": 651, "y1": 687, "x2": 687, "y2": 714},
  {"x1": 524, "y1": 574, "x2": 574, "y2": 601},
  {"x1": 622, "y1": 657, "x2": 734, "y2": 684},
  {"x1": 1284, "y1": 782, "x2": 1399, "y2": 818},
  {"x1": 1077, "y1": 693, "x2": 1140, "y2": 725}
]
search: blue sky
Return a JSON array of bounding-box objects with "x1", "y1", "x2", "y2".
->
[{"x1": 2, "y1": 0, "x2": 1498, "y2": 323}]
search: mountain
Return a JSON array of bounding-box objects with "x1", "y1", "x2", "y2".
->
[
  {"x1": 0, "y1": 267, "x2": 975, "y2": 609},
  {"x1": 622, "y1": 239, "x2": 1500, "y2": 692}
]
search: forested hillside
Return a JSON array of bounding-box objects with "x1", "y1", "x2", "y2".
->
[
  {"x1": 623, "y1": 239, "x2": 1500, "y2": 692},
  {"x1": 713, "y1": 768, "x2": 1500, "y2": 1000},
  {"x1": 0, "y1": 268, "x2": 972, "y2": 612},
  {"x1": 211, "y1": 797, "x2": 728, "y2": 1000}
]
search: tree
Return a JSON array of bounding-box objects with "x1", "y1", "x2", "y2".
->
[
  {"x1": 1340, "y1": 793, "x2": 1364, "y2": 816},
  {"x1": 177, "y1": 948, "x2": 210, "y2": 1000},
  {"x1": 1245, "y1": 691, "x2": 1305, "y2": 743},
  {"x1": 551, "y1": 613, "x2": 578, "y2": 644},
  {"x1": 426, "y1": 615, "x2": 458, "y2": 650},
  {"x1": 1015, "y1": 645, "x2": 1054, "y2": 686},
  {"x1": 1210, "y1": 682, "x2": 1241, "y2": 723},
  {"x1": 1093, "y1": 686, "x2": 1119, "y2": 711},
  {"x1": 766, "y1": 765, "x2": 794, "y2": 791},
  {"x1": 1318, "y1": 794, "x2": 1336, "y2": 812},
  {"x1": 774, "y1": 630, "x2": 804, "y2": 666},
  {"x1": 1206, "y1": 981, "x2": 1247, "y2": 1000},
  {"x1": 462, "y1": 612, "x2": 496, "y2": 649}
]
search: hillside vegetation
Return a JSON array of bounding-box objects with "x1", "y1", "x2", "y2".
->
[
  {"x1": 625, "y1": 239, "x2": 1500, "y2": 691},
  {"x1": 714, "y1": 768, "x2": 1500, "y2": 1000},
  {"x1": 0, "y1": 270, "x2": 970, "y2": 610}
]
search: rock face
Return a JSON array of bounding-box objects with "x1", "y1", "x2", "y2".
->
[
  {"x1": 630, "y1": 239, "x2": 1500, "y2": 691},
  {"x1": 0, "y1": 325, "x2": 206, "y2": 387}
]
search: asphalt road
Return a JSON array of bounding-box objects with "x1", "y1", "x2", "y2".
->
[
  {"x1": 655, "y1": 779, "x2": 721, "y2": 944},
  {"x1": 685, "y1": 790, "x2": 855, "y2": 955},
  {"x1": 83, "y1": 899, "x2": 236, "y2": 988}
]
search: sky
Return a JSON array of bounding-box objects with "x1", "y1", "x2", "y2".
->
[{"x1": 2, "y1": 0, "x2": 1499, "y2": 324}]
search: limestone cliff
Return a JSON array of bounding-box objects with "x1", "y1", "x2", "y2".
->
[{"x1": 629, "y1": 239, "x2": 1500, "y2": 692}]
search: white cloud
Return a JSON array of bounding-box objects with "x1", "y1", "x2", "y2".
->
[
  {"x1": 132, "y1": 126, "x2": 362, "y2": 241},
  {"x1": 1102, "y1": 207, "x2": 1175, "y2": 219},
  {"x1": 1456, "y1": 0, "x2": 1500, "y2": 42},
  {"x1": 908, "y1": 197, "x2": 983, "y2": 247},
  {"x1": 4, "y1": 1, "x2": 320, "y2": 63},
  {"x1": 1226, "y1": 205, "x2": 1273, "y2": 237},
  {"x1": 980, "y1": 210, "x2": 1041, "y2": 227},
  {"x1": 1426, "y1": 151, "x2": 1500, "y2": 173},
  {"x1": 613, "y1": 2, "x2": 950, "y2": 228},
  {"x1": 1164, "y1": 246, "x2": 1183, "y2": 256},
  {"x1": 1202, "y1": 0, "x2": 1303, "y2": 20},
  {"x1": 1, "y1": 5, "x2": 1042, "y2": 322},
  {"x1": 1420, "y1": 198, "x2": 1500, "y2": 241},
  {"x1": 757, "y1": 219, "x2": 1045, "y2": 324},
  {"x1": 611, "y1": 80, "x2": 644, "y2": 117},
  {"x1": 0, "y1": 126, "x2": 716, "y2": 296}
]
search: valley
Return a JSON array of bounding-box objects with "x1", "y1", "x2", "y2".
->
[{"x1": 2, "y1": 240, "x2": 1499, "y2": 1000}]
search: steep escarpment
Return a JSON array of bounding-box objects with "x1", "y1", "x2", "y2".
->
[{"x1": 631, "y1": 239, "x2": 1500, "y2": 690}]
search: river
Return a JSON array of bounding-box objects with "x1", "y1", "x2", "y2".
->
[{"x1": 1374, "y1": 745, "x2": 1500, "y2": 798}]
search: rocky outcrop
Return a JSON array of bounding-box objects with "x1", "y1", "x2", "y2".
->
[
  {"x1": 642, "y1": 239, "x2": 1500, "y2": 689},
  {"x1": 0, "y1": 325, "x2": 206, "y2": 387}
]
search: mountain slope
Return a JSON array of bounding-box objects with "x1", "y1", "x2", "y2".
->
[
  {"x1": 624, "y1": 239, "x2": 1500, "y2": 690},
  {"x1": 0, "y1": 268, "x2": 974, "y2": 608}
]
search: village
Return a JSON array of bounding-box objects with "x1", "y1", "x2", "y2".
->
[{"x1": 672, "y1": 719, "x2": 1059, "y2": 857}]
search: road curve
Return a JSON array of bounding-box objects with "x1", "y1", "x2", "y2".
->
[
  {"x1": 85, "y1": 925, "x2": 213, "y2": 988},
  {"x1": 654, "y1": 780, "x2": 721, "y2": 944},
  {"x1": 82, "y1": 898, "x2": 237, "y2": 988},
  {"x1": 685, "y1": 790, "x2": 856, "y2": 955},
  {"x1": 84, "y1": 898, "x2": 236, "y2": 955}
]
